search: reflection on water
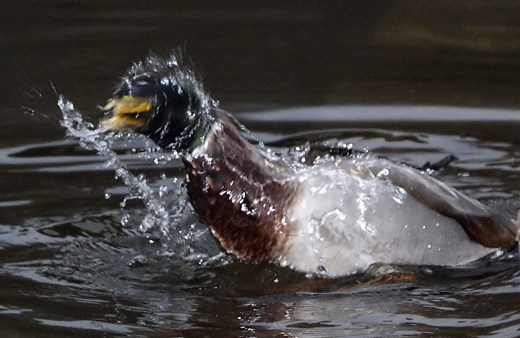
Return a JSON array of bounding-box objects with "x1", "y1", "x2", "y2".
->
[{"x1": 1, "y1": 0, "x2": 520, "y2": 336}]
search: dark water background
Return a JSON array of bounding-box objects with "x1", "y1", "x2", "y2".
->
[{"x1": 1, "y1": 1, "x2": 520, "y2": 336}]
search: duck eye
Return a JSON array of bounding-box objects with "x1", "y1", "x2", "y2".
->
[
  {"x1": 122, "y1": 80, "x2": 157, "y2": 97},
  {"x1": 133, "y1": 80, "x2": 151, "y2": 87}
]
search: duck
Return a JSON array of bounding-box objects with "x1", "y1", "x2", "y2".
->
[{"x1": 100, "y1": 53, "x2": 518, "y2": 277}]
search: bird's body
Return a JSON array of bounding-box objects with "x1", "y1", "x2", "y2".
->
[
  {"x1": 284, "y1": 160, "x2": 497, "y2": 276},
  {"x1": 100, "y1": 53, "x2": 518, "y2": 277},
  {"x1": 183, "y1": 110, "x2": 504, "y2": 276}
]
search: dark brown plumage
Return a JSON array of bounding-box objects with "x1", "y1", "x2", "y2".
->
[{"x1": 184, "y1": 112, "x2": 298, "y2": 263}]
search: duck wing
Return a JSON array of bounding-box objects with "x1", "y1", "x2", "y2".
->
[{"x1": 368, "y1": 159, "x2": 516, "y2": 248}]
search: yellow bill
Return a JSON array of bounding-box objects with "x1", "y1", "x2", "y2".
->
[
  {"x1": 100, "y1": 114, "x2": 146, "y2": 131},
  {"x1": 103, "y1": 96, "x2": 153, "y2": 115},
  {"x1": 100, "y1": 96, "x2": 153, "y2": 131}
]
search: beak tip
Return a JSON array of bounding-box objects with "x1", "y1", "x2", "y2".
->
[{"x1": 102, "y1": 99, "x2": 116, "y2": 112}]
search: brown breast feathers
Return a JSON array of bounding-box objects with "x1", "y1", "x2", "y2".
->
[{"x1": 183, "y1": 114, "x2": 298, "y2": 263}]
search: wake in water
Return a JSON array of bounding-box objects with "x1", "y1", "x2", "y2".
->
[{"x1": 58, "y1": 96, "x2": 221, "y2": 262}]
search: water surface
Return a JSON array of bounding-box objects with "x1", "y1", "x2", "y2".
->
[{"x1": 1, "y1": 1, "x2": 520, "y2": 336}]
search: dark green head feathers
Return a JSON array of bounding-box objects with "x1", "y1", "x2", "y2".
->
[{"x1": 101, "y1": 53, "x2": 214, "y2": 151}]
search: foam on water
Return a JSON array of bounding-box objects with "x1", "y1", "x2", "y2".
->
[{"x1": 58, "y1": 96, "x2": 215, "y2": 259}]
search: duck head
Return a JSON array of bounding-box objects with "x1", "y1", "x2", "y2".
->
[{"x1": 100, "y1": 55, "x2": 212, "y2": 151}]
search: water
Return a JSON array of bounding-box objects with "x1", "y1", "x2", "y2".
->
[
  {"x1": 2, "y1": 1, "x2": 520, "y2": 336},
  {"x1": 58, "y1": 95, "x2": 220, "y2": 261}
]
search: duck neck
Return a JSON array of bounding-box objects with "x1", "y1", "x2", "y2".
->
[
  {"x1": 152, "y1": 84, "x2": 214, "y2": 153},
  {"x1": 183, "y1": 111, "x2": 298, "y2": 262},
  {"x1": 175, "y1": 109, "x2": 214, "y2": 154}
]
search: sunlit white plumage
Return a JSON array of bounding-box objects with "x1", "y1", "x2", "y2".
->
[{"x1": 282, "y1": 158, "x2": 495, "y2": 276}]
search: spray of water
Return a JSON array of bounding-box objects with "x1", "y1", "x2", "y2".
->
[{"x1": 58, "y1": 95, "x2": 218, "y2": 260}]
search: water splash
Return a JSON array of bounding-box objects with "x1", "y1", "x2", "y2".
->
[{"x1": 58, "y1": 96, "x2": 214, "y2": 258}]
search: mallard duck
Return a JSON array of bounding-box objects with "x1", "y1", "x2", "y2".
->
[{"x1": 100, "y1": 53, "x2": 518, "y2": 277}]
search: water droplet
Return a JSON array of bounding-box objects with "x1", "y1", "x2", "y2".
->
[
  {"x1": 377, "y1": 168, "x2": 389, "y2": 177},
  {"x1": 121, "y1": 214, "x2": 130, "y2": 226},
  {"x1": 159, "y1": 185, "x2": 168, "y2": 197},
  {"x1": 127, "y1": 255, "x2": 148, "y2": 267}
]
